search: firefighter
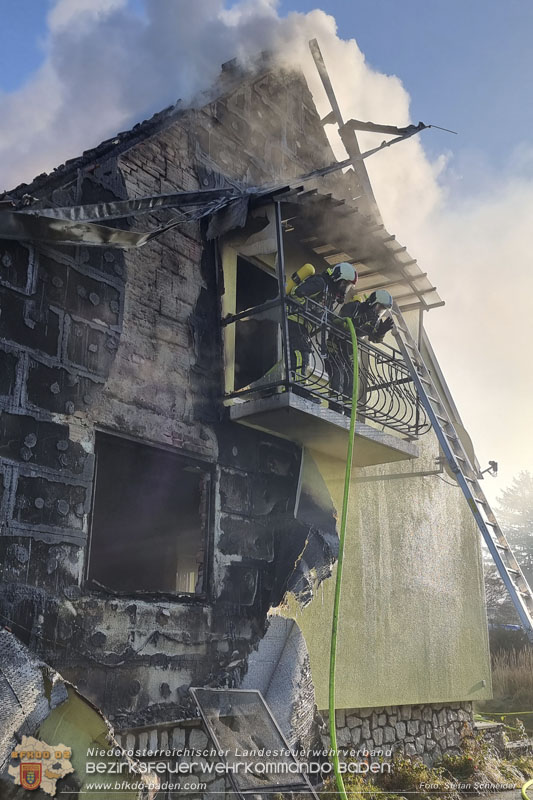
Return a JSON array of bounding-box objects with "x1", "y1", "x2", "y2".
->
[
  {"x1": 286, "y1": 261, "x2": 358, "y2": 383},
  {"x1": 327, "y1": 289, "x2": 395, "y2": 404},
  {"x1": 340, "y1": 288, "x2": 394, "y2": 342}
]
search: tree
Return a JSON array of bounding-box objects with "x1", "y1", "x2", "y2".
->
[
  {"x1": 495, "y1": 470, "x2": 533, "y2": 587},
  {"x1": 483, "y1": 472, "x2": 533, "y2": 633},
  {"x1": 484, "y1": 564, "x2": 520, "y2": 626}
]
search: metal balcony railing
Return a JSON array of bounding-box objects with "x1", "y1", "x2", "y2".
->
[{"x1": 223, "y1": 294, "x2": 430, "y2": 439}]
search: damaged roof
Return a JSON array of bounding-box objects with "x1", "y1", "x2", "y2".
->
[
  {"x1": 213, "y1": 182, "x2": 442, "y2": 311},
  {"x1": 0, "y1": 53, "x2": 442, "y2": 312},
  {"x1": 0, "y1": 180, "x2": 442, "y2": 311},
  {"x1": 270, "y1": 186, "x2": 442, "y2": 312},
  {"x1": 3, "y1": 53, "x2": 287, "y2": 201}
]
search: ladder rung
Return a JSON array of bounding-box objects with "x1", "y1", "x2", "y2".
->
[
  {"x1": 496, "y1": 538, "x2": 511, "y2": 548},
  {"x1": 496, "y1": 545, "x2": 509, "y2": 552},
  {"x1": 445, "y1": 431, "x2": 461, "y2": 443},
  {"x1": 446, "y1": 433, "x2": 459, "y2": 441},
  {"x1": 426, "y1": 394, "x2": 442, "y2": 405}
]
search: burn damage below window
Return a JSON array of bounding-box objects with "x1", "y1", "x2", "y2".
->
[{"x1": 88, "y1": 434, "x2": 209, "y2": 595}]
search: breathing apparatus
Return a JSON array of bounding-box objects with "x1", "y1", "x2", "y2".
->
[{"x1": 285, "y1": 263, "x2": 315, "y2": 294}]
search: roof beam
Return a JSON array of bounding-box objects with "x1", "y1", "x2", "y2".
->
[
  {"x1": 357, "y1": 273, "x2": 429, "y2": 291},
  {"x1": 400, "y1": 300, "x2": 445, "y2": 313},
  {"x1": 394, "y1": 286, "x2": 438, "y2": 301}
]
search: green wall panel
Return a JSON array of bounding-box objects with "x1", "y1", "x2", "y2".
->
[{"x1": 282, "y1": 439, "x2": 492, "y2": 710}]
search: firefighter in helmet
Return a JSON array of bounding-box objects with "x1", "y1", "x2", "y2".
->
[
  {"x1": 286, "y1": 261, "x2": 358, "y2": 383},
  {"x1": 327, "y1": 289, "x2": 395, "y2": 404},
  {"x1": 340, "y1": 288, "x2": 395, "y2": 342}
]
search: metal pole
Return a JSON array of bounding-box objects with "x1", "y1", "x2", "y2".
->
[
  {"x1": 309, "y1": 38, "x2": 381, "y2": 221},
  {"x1": 274, "y1": 201, "x2": 291, "y2": 389},
  {"x1": 415, "y1": 307, "x2": 424, "y2": 437},
  {"x1": 309, "y1": 38, "x2": 345, "y2": 127}
]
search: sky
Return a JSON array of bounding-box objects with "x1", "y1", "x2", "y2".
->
[{"x1": 1, "y1": 0, "x2": 532, "y2": 503}]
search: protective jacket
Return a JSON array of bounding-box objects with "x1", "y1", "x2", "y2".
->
[
  {"x1": 339, "y1": 296, "x2": 393, "y2": 343},
  {"x1": 286, "y1": 272, "x2": 338, "y2": 381}
]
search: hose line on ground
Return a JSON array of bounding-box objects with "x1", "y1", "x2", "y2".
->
[{"x1": 329, "y1": 318, "x2": 359, "y2": 800}]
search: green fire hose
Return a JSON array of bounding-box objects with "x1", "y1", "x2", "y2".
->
[{"x1": 329, "y1": 317, "x2": 358, "y2": 800}]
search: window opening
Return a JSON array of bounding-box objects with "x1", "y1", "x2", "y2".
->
[
  {"x1": 234, "y1": 257, "x2": 279, "y2": 390},
  {"x1": 88, "y1": 433, "x2": 209, "y2": 595}
]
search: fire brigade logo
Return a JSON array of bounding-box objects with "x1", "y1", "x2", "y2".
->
[
  {"x1": 20, "y1": 763, "x2": 42, "y2": 790},
  {"x1": 9, "y1": 736, "x2": 73, "y2": 796}
]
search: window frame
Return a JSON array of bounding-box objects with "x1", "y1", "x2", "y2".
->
[{"x1": 85, "y1": 428, "x2": 214, "y2": 602}]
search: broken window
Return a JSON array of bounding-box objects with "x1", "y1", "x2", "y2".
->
[
  {"x1": 88, "y1": 433, "x2": 210, "y2": 595},
  {"x1": 190, "y1": 688, "x2": 319, "y2": 798}
]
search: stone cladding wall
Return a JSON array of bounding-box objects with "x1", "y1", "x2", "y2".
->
[{"x1": 322, "y1": 701, "x2": 474, "y2": 765}]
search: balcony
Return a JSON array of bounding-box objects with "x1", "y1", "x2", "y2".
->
[
  {"x1": 219, "y1": 194, "x2": 438, "y2": 466},
  {"x1": 223, "y1": 295, "x2": 427, "y2": 464}
]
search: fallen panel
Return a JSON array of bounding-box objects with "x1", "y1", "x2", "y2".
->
[
  {"x1": 0, "y1": 629, "x2": 158, "y2": 799},
  {"x1": 190, "y1": 687, "x2": 319, "y2": 798}
]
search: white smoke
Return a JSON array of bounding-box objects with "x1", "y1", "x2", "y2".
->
[
  {"x1": 48, "y1": 0, "x2": 128, "y2": 31},
  {"x1": 1, "y1": 0, "x2": 531, "y2": 493},
  {"x1": 0, "y1": 0, "x2": 420, "y2": 193}
]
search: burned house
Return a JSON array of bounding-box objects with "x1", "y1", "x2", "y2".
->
[{"x1": 1, "y1": 47, "x2": 520, "y2": 796}]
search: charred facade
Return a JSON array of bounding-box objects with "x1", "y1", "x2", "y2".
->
[
  {"x1": 0, "y1": 63, "x2": 342, "y2": 738},
  {"x1": 0, "y1": 55, "x2": 492, "y2": 794}
]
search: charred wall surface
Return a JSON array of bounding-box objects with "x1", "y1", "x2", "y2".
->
[{"x1": 0, "y1": 67, "x2": 339, "y2": 733}]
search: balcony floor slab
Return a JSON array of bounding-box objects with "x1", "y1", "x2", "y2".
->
[{"x1": 228, "y1": 391, "x2": 419, "y2": 465}]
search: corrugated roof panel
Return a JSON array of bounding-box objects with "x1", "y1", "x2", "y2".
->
[{"x1": 270, "y1": 188, "x2": 443, "y2": 311}]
